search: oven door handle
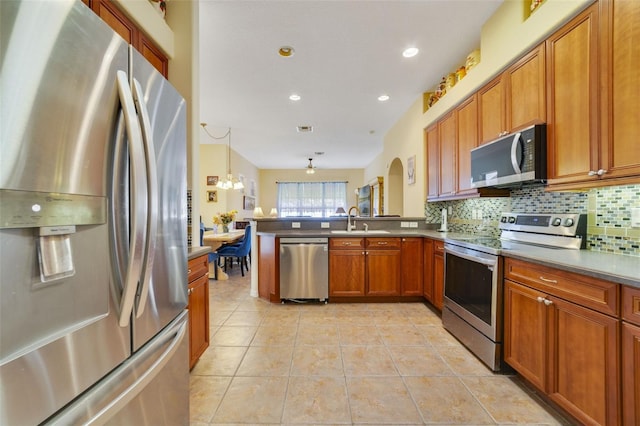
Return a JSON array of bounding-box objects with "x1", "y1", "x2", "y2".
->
[{"x1": 445, "y1": 246, "x2": 496, "y2": 269}]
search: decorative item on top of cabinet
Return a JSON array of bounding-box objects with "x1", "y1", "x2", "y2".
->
[
  {"x1": 187, "y1": 254, "x2": 209, "y2": 369},
  {"x1": 503, "y1": 258, "x2": 620, "y2": 425}
]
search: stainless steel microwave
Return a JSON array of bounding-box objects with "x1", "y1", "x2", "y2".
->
[{"x1": 470, "y1": 124, "x2": 546, "y2": 189}]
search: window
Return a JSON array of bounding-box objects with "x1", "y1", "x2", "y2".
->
[{"x1": 277, "y1": 182, "x2": 347, "y2": 218}]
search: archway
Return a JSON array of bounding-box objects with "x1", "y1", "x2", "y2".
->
[{"x1": 387, "y1": 158, "x2": 403, "y2": 216}]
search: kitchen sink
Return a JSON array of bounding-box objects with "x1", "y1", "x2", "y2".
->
[{"x1": 330, "y1": 230, "x2": 390, "y2": 234}]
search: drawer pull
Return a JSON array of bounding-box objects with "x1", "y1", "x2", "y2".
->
[
  {"x1": 342, "y1": 242, "x2": 352, "y2": 246},
  {"x1": 377, "y1": 241, "x2": 388, "y2": 245},
  {"x1": 539, "y1": 276, "x2": 558, "y2": 284}
]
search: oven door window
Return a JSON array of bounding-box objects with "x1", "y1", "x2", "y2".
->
[{"x1": 445, "y1": 253, "x2": 493, "y2": 326}]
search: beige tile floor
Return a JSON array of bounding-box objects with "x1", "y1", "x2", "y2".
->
[{"x1": 190, "y1": 267, "x2": 573, "y2": 425}]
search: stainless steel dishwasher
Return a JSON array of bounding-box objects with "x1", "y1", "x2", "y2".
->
[{"x1": 279, "y1": 237, "x2": 328, "y2": 302}]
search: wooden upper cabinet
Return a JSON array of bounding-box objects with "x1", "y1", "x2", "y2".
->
[
  {"x1": 598, "y1": 0, "x2": 640, "y2": 181},
  {"x1": 546, "y1": 4, "x2": 599, "y2": 186},
  {"x1": 506, "y1": 43, "x2": 546, "y2": 131},
  {"x1": 88, "y1": 0, "x2": 169, "y2": 78},
  {"x1": 478, "y1": 76, "x2": 505, "y2": 144},
  {"x1": 437, "y1": 110, "x2": 457, "y2": 197},
  {"x1": 456, "y1": 95, "x2": 478, "y2": 195},
  {"x1": 425, "y1": 124, "x2": 439, "y2": 200}
]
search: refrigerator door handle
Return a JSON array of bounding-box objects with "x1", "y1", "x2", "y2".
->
[
  {"x1": 131, "y1": 79, "x2": 158, "y2": 318},
  {"x1": 45, "y1": 312, "x2": 188, "y2": 426},
  {"x1": 115, "y1": 70, "x2": 148, "y2": 327}
]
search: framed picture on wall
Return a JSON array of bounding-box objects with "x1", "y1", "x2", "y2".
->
[
  {"x1": 206, "y1": 190, "x2": 218, "y2": 203},
  {"x1": 206, "y1": 176, "x2": 219, "y2": 186},
  {"x1": 407, "y1": 155, "x2": 416, "y2": 185},
  {"x1": 243, "y1": 195, "x2": 255, "y2": 210}
]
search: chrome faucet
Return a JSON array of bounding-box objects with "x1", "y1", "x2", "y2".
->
[{"x1": 347, "y1": 206, "x2": 360, "y2": 232}]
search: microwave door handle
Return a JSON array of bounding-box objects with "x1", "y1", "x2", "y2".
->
[
  {"x1": 131, "y1": 78, "x2": 158, "y2": 319},
  {"x1": 116, "y1": 70, "x2": 147, "y2": 328},
  {"x1": 510, "y1": 132, "x2": 522, "y2": 174}
]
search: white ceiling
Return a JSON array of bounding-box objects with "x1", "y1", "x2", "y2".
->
[{"x1": 198, "y1": 0, "x2": 502, "y2": 171}]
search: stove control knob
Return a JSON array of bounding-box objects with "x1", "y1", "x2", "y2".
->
[
  {"x1": 501, "y1": 216, "x2": 508, "y2": 223},
  {"x1": 552, "y1": 218, "x2": 562, "y2": 226},
  {"x1": 564, "y1": 218, "x2": 574, "y2": 227},
  {"x1": 508, "y1": 217, "x2": 516, "y2": 224}
]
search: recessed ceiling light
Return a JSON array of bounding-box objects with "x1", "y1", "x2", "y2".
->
[
  {"x1": 279, "y1": 46, "x2": 295, "y2": 57},
  {"x1": 402, "y1": 47, "x2": 419, "y2": 58},
  {"x1": 289, "y1": 93, "x2": 301, "y2": 101},
  {"x1": 378, "y1": 94, "x2": 390, "y2": 102}
]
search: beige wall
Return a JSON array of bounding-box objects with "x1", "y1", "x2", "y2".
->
[
  {"x1": 199, "y1": 145, "x2": 260, "y2": 227},
  {"x1": 259, "y1": 169, "x2": 365, "y2": 216},
  {"x1": 365, "y1": 0, "x2": 593, "y2": 216}
]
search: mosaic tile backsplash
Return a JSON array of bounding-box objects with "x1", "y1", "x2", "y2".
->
[{"x1": 425, "y1": 183, "x2": 640, "y2": 257}]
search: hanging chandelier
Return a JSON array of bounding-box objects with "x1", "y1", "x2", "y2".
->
[
  {"x1": 201, "y1": 123, "x2": 244, "y2": 190},
  {"x1": 306, "y1": 158, "x2": 316, "y2": 174}
]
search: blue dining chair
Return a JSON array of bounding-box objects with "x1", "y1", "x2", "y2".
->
[
  {"x1": 200, "y1": 222, "x2": 219, "y2": 280},
  {"x1": 216, "y1": 225, "x2": 251, "y2": 276}
]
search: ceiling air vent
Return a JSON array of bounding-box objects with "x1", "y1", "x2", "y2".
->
[{"x1": 297, "y1": 125, "x2": 313, "y2": 133}]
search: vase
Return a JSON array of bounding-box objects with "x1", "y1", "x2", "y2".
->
[{"x1": 222, "y1": 224, "x2": 229, "y2": 233}]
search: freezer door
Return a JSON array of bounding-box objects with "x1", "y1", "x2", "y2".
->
[
  {"x1": 46, "y1": 311, "x2": 189, "y2": 426},
  {"x1": 129, "y1": 48, "x2": 188, "y2": 351},
  {"x1": 0, "y1": 2, "x2": 130, "y2": 425}
]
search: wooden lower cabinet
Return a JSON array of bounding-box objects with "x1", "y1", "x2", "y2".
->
[
  {"x1": 422, "y1": 239, "x2": 434, "y2": 302},
  {"x1": 401, "y1": 237, "x2": 423, "y2": 296},
  {"x1": 187, "y1": 255, "x2": 210, "y2": 370},
  {"x1": 258, "y1": 235, "x2": 279, "y2": 302},
  {"x1": 504, "y1": 259, "x2": 620, "y2": 425},
  {"x1": 329, "y1": 237, "x2": 401, "y2": 297},
  {"x1": 623, "y1": 286, "x2": 640, "y2": 425},
  {"x1": 432, "y1": 240, "x2": 445, "y2": 310}
]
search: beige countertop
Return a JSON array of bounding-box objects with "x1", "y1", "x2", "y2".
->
[{"x1": 188, "y1": 246, "x2": 211, "y2": 260}]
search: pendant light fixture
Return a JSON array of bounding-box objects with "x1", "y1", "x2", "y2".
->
[
  {"x1": 201, "y1": 123, "x2": 244, "y2": 190},
  {"x1": 306, "y1": 158, "x2": 316, "y2": 174}
]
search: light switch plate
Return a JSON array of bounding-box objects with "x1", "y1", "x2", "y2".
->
[
  {"x1": 321, "y1": 222, "x2": 330, "y2": 228},
  {"x1": 292, "y1": 222, "x2": 301, "y2": 228}
]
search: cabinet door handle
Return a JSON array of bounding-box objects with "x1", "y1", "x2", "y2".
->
[
  {"x1": 536, "y1": 296, "x2": 545, "y2": 303},
  {"x1": 538, "y1": 276, "x2": 558, "y2": 284},
  {"x1": 597, "y1": 169, "x2": 607, "y2": 176},
  {"x1": 543, "y1": 299, "x2": 553, "y2": 306},
  {"x1": 187, "y1": 288, "x2": 193, "y2": 295},
  {"x1": 188, "y1": 269, "x2": 192, "y2": 274}
]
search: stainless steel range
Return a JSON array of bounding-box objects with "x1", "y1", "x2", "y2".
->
[{"x1": 442, "y1": 212, "x2": 587, "y2": 371}]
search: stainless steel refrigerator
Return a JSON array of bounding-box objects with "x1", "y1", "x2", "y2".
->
[{"x1": 0, "y1": 0, "x2": 189, "y2": 424}]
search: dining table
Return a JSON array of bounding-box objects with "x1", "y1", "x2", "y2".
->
[{"x1": 202, "y1": 230, "x2": 245, "y2": 280}]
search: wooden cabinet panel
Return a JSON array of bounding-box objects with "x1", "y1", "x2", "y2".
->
[
  {"x1": 546, "y1": 4, "x2": 599, "y2": 185},
  {"x1": 366, "y1": 237, "x2": 401, "y2": 250},
  {"x1": 432, "y1": 241, "x2": 445, "y2": 310},
  {"x1": 548, "y1": 295, "x2": 620, "y2": 426},
  {"x1": 438, "y1": 111, "x2": 457, "y2": 196},
  {"x1": 478, "y1": 76, "x2": 505, "y2": 144},
  {"x1": 425, "y1": 124, "x2": 439, "y2": 200},
  {"x1": 367, "y1": 249, "x2": 401, "y2": 296},
  {"x1": 506, "y1": 43, "x2": 546, "y2": 131},
  {"x1": 330, "y1": 237, "x2": 365, "y2": 250},
  {"x1": 187, "y1": 254, "x2": 209, "y2": 370},
  {"x1": 599, "y1": 0, "x2": 640, "y2": 181},
  {"x1": 456, "y1": 95, "x2": 478, "y2": 196},
  {"x1": 401, "y1": 238, "x2": 423, "y2": 296},
  {"x1": 258, "y1": 235, "x2": 278, "y2": 302},
  {"x1": 504, "y1": 279, "x2": 548, "y2": 391},
  {"x1": 423, "y1": 239, "x2": 434, "y2": 301},
  {"x1": 89, "y1": 0, "x2": 169, "y2": 78},
  {"x1": 623, "y1": 286, "x2": 640, "y2": 326},
  {"x1": 329, "y1": 249, "x2": 366, "y2": 297},
  {"x1": 188, "y1": 273, "x2": 209, "y2": 370},
  {"x1": 504, "y1": 257, "x2": 621, "y2": 426},
  {"x1": 504, "y1": 257, "x2": 619, "y2": 317},
  {"x1": 623, "y1": 322, "x2": 640, "y2": 425}
]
